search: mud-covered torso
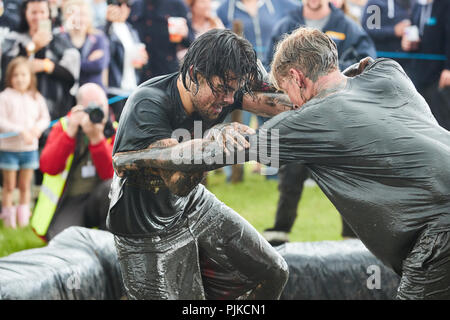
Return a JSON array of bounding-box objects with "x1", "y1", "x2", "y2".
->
[
  {"x1": 262, "y1": 59, "x2": 450, "y2": 274},
  {"x1": 107, "y1": 73, "x2": 242, "y2": 236}
]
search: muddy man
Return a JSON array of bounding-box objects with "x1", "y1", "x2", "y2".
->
[{"x1": 107, "y1": 29, "x2": 296, "y2": 300}]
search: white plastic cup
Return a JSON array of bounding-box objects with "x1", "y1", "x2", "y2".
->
[
  {"x1": 405, "y1": 25, "x2": 419, "y2": 42},
  {"x1": 168, "y1": 17, "x2": 186, "y2": 43}
]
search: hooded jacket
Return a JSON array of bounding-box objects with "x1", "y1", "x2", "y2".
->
[
  {"x1": 406, "y1": 0, "x2": 450, "y2": 89},
  {"x1": 265, "y1": 3, "x2": 376, "y2": 70},
  {"x1": 217, "y1": 0, "x2": 300, "y2": 60},
  {"x1": 361, "y1": 0, "x2": 412, "y2": 54}
]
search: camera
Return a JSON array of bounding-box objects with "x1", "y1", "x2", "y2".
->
[{"x1": 84, "y1": 103, "x2": 105, "y2": 124}]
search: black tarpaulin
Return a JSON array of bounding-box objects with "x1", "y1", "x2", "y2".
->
[
  {"x1": 0, "y1": 227, "x2": 125, "y2": 300},
  {"x1": 1, "y1": 227, "x2": 402, "y2": 300},
  {"x1": 278, "y1": 240, "x2": 400, "y2": 300}
]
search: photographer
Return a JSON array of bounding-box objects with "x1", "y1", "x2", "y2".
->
[{"x1": 31, "y1": 83, "x2": 116, "y2": 241}]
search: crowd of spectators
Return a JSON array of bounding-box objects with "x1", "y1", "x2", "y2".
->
[{"x1": 0, "y1": 0, "x2": 448, "y2": 243}]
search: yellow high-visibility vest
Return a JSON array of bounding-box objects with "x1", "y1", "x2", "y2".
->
[
  {"x1": 31, "y1": 117, "x2": 74, "y2": 237},
  {"x1": 31, "y1": 118, "x2": 117, "y2": 237}
]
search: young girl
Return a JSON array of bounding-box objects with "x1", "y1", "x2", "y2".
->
[{"x1": 0, "y1": 57, "x2": 50, "y2": 228}]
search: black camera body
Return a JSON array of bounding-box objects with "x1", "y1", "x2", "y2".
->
[{"x1": 84, "y1": 103, "x2": 105, "y2": 124}]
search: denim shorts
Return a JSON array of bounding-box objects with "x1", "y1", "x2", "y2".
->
[{"x1": 0, "y1": 150, "x2": 39, "y2": 170}]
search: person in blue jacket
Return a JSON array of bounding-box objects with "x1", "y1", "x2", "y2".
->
[
  {"x1": 401, "y1": 0, "x2": 450, "y2": 131},
  {"x1": 361, "y1": 0, "x2": 413, "y2": 69},
  {"x1": 263, "y1": 0, "x2": 377, "y2": 246},
  {"x1": 217, "y1": 0, "x2": 300, "y2": 62},
  {"x1": 265, "y1": 0, "x2": 376, "y2": 70}
]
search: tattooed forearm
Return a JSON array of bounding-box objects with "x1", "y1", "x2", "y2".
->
[
  {"x1": 243, "y1": 91, "x2": 293, "y2": 117},
  {"x1": 113, "y1": 138, "x2": 211, "y2": 195}
]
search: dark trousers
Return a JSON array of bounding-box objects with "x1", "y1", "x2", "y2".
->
[
  {"x1": 419, "y1": 82, "x2": 450, "y2": 131},
  {"x1": 397, "y1": 227, "x2": 450, "y2": 299},
  {"x1": 46, "y1": 179, "x2": 112, "y2": 241},
  {"x1": 272, "y1": 163, "x2": 357, "y2": 238},
  {"x1": 114, "y1": 185, "x2": 289, "y2": 300}
]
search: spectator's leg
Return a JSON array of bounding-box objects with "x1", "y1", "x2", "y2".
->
[
  {"x1": 0, "y1": 169, "x2": 17, "y2": 228},
  {"x1": 1, "y1": 169, "x2": 16, "y2": 208},
  {"x1": 419, "y1": 83, "x2": 450, "y2": 130},
  {"x1": 17, "y1": 168, "x2": 34, "y2": 227},
  {"x1": 263, "y1": 163, "x2": 309, "y2": 246},
  {"x1": 17, "y1": 168, "x2": 33, "y2": 205},
  {"x1": 274, "y1": 163, "x2": 309, "y2": 232},
  {"x1": 85, "y1": 179, "x2": 112, "y2": 230},
  {"x1": 341, "y1": 217, "x2": 358, "y2": 238}
]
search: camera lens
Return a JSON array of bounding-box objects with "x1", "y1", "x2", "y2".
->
[
  {"x1": 85, "y1": 103, "x2": 105, "y2": 123},
  {"x1": 89, "y1": 108, "x2": 104, "y2": 123}
]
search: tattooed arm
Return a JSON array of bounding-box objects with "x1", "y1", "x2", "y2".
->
[
  {"x1": 113, "y1": 123, "x2": 255, "y2": 195},
  {"x1": 241, "y1": 82, "x2": 296, "y2": 117},
  {"x1": 115, "y1": 138, "x2": 206, "y2": 196}
]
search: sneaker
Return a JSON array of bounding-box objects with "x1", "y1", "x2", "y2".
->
[
  {"x1": 263, "y1": 230, "x2": 289, "y2": 247},
  {"x1": 1, "y1": 206, "x2": 17, "y2": 229},
  {"x1": 17, "y1": 204, "x2": 31, "y2": 228}
]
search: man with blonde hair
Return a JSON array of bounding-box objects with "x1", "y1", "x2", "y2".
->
[
  {"x1": 111, "y1": 27, "x2": 450, "y2": 299},
  {"x1": 265, "y1": 27, "x2": 450, "y2": 299}
]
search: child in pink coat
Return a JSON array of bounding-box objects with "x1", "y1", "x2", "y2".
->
[{"x1": 0, "y1": 57, "x2": 50, "y2": 228}]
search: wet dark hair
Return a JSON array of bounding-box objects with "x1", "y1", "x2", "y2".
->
[
  {"x1": 180, "y1": 29, "x2": 260, "y2": 96},
  {"x1": 18, "y1": 0, "x2": 50, "y2": 33}
]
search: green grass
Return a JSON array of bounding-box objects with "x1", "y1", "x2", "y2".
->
[
  {"x1": 207, "y1": 164, "x2": 343, "y2": 242},
  {"x1": 0, "y1": 224, "x2": 46, "y2": 257},
  {"x1": 0, "y1": 163, "x2": 342, "y2": 258}
]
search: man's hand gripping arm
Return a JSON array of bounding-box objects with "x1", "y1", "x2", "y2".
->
[{"x1": 113, "y1": 123, "x2": 255, "y2": 196}]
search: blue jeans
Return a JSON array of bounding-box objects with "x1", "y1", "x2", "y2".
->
[{"x1": 0, "y1": 150, "x2": 39, "y2": 170}]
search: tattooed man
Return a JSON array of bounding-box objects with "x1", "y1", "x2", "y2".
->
[{"x1": 107, "y1": 29, "x2": 293, "y2": 300}]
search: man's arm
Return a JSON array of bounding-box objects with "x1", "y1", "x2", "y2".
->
[
  {"x1": 113, "y1": 123, "x2": 254, "y2": 195},
  {"x1": 115, "y1": 138, "x2": 205, "y2": 196},
  {"x1": 241, "y1": 58, "x2": 296, "y2": 117},
  {"x1": 149, "y1": 138, "x2": 205, "y2": 196},
  {"x1": 242, "y1": 89, "x2": 295, "y2": 117}
]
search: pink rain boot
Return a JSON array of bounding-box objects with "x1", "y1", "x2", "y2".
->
[
  {"x1": 0, "y1": 207, "x2": 17, "y2": 229},
  {"x1": 17, "y1": 204, "x2": 32, "y2": 228}
]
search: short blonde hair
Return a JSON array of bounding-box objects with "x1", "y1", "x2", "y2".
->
[
  {"x1": 270, "y1": 27, "x2": 338, "y2": 90},
  {"x1": 62, "y1": 0, "x2": 97, "y2": 34}
]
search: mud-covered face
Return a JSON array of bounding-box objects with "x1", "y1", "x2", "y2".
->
[
  {"x1": 190, "y1": 75, "x2": 239, "y2": 121},
  {"x1": 278, "y1": 73, "x2": 315, "y2": 108},
  {"x1": 278, "y1": 76, "x2": 301, "y2": 107}
]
